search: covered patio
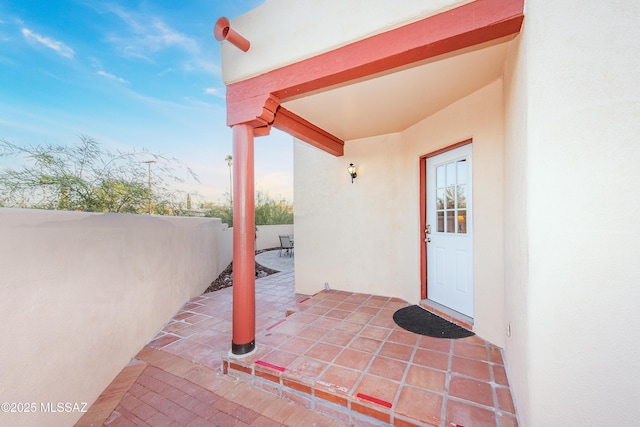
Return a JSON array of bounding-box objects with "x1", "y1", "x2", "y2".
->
[{"x1": 78, "y1": 269, "x2": 517, "y2": 426}]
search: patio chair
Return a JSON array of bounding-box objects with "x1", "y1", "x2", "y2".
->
[{"x1": 279, "y1": 235, "x2": 294, "y2": 257}]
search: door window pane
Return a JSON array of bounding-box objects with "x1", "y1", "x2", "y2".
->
[
  {"x1": 446, "y1": 186, "x2": 455, "y2": 209},
  {"x1": 446, "y1": 211, "x2": 455, "y2": 233},
  {"x1": 436, "y1": 189, "x2": 445, "y2": 210},
  {"x1": 457, "y1": 159, "x2": 467, "y2": 184},
  {"x1": 457, "y1": 185, "x2": 466, "y2": 208},
  {"x1": 446, "y1": 162, "x2": 456, "y2": 186},
  {"x1": 437, "y1": 212, "x2": 444, "y2": 232},
  {"x1": 436, "y1": 166, "x2": 445, "y2": 188},
  {"x1": 457, "y1": 210, "x2": 467, "y2": 234}
]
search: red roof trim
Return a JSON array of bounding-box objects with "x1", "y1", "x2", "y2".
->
[{"x1": 225, "y1": 0, "x2": 524, "y2": 155}]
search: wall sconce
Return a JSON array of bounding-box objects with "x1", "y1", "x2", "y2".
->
[{"x1": 347, "y1": 163, "x2": 357, "y2": 183}]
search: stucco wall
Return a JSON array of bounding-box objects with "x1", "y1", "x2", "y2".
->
[
  {"x1": 0, "y1": 209, "x2": 229, "y2": 427},
  {"x1": 294, "y1": 79, "x2": 505, "y2": 346},
  {"x1": 503, "y1": 29, "x2": 531, "y2": 427},
  {"x1": 256, "y1": 224, "x2": 295, "y2": 251},
  {"x1": 222, "y1": 0, "x2": 472, "y2": 83},
  {"x1": 502, "y1": 0, "x2": 640, "y2": 426}
]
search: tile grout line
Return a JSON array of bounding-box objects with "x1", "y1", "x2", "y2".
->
[
  {"x1": 439, "y1": 339, "x2": 455, "y2": 427},
  {"x1": 345, "y1": 297, "x2": 389, "y2": 406},
  {"x1": 323, "y1": 294, "x2": 372, "y2": 425},
  {"x1": 75, "y1": 360, "x2": 148, "y2": 426},
  {"x1": 488, "y1": 341, "x2": 505, "y2": 427},
  {"x1": 390, "y1": 331, "x2": 421, "y2": 425}
]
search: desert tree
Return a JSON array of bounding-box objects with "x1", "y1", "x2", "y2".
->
[{"x1": 0, "y1": 135, "x2": 198, "y2": 214}]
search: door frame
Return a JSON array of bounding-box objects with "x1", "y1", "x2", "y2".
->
[{"x1": 419, "y1": 139, "x2": 472, "y2": 300}]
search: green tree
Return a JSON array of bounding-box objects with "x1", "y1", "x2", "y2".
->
[
  {"x1": 204, "y1": 193, "x2": 234, "y2": 226},
  {"x1": 254, "y1": 191, "x2": 293, "y2": 225},
  {"x1": 203, "y1": 190, "x2": 293, "y2": 226},
  {"x1": 0, "y1": 135, "x2": 198, "y2": 214}
]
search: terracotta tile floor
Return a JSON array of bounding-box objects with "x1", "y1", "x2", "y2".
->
[{"x1": 78, "y1": 270, "x2": 518, "y2": 427}]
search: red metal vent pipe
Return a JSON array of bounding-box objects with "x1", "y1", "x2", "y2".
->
[{"x1": 214, "y1": 17, "x2": 250, "y2": 52}]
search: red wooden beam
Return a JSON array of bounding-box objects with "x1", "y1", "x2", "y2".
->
[{"x1": 273, "y1": 107, "x2": 344, "y2": 157}]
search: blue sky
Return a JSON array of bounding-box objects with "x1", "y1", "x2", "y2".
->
[{"x1": 0, "y1": 0, "x2": 294, "y2": 204}]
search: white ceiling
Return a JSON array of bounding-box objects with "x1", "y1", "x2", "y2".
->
[{"x1": 282, "y1": 38, "x2": 513, "y2": 141}]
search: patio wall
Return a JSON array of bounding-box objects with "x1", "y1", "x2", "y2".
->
[
  {"x1": 0, "y1": 209, "x2": 231, "y2": 427},
  {"x1": 256, "y1": 224, "x2": 294, "y2": 251}
]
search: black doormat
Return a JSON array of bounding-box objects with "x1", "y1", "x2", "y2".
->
[{"x1": 392, "y1": 305, "x2": 475, "y2": 339}]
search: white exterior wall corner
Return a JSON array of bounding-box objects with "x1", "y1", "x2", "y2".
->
[
  {"x1": 0, "y1": 210, "x2": 226, "y2": 427},
  {"x1": 221, "y1": 0, "x2": 474, "y2": 84},
  {"x1": 294, "y1": 79, "x2": 506, "y2": 346},
  {"x1": 509, "y1": 1, "x2": 640, "y2": 426},
  {"x1": 503, "y1": 29, "x2": 531, "y2": 427}
]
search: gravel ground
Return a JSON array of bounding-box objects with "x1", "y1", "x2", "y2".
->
[{"x1": 203, "y1": 248, "x2": 280, "y2": 294}]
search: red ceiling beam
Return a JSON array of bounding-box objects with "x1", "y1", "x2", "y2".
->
[{"x1": 273, "y1": 107, "x2": 344, "y2": 156}]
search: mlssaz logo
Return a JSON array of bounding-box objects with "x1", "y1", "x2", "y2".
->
[{"x1": 40, "y1": 402, "x2": 88, "y2": 413}]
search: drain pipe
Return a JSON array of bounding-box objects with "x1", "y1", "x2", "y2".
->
[{"x1": 214, "y1": 17, "x2": 250, "y2": 52}]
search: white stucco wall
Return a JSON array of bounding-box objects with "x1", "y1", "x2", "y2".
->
[
  {"x1": 0, "y1": 209, "x2": 228, "y2": 427},
  {"x1": 294, "y1": 132, "x2": 415, "y2": 300},
  {"x1": 294, "y1": 79, "x2": 506, "y2": 346},
  {"x1": 502, "y1": 28, "x2": 531, "y2": 427},
  {"x1": 256, "y1": 224, "x2": 295, "y2": 251},
  {"x1": 221, "y1": 0, "x2": 473, "y2": 83},
  {"x1": 503, "y1": 1, "x2": 640, "y2": 425}
]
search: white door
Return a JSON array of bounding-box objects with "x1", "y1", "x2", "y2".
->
[{"x1": 426, "y1": 144, "x2": 473, "y2": 317}]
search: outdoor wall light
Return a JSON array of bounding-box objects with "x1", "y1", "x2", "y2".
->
[{"x1": 347, "y1": 163, "x2": 357, "y2": 183}]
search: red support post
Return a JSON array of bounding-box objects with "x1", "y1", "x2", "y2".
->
[{"x1": 231, "y1": 124, "x2": 256, "y2": 355}]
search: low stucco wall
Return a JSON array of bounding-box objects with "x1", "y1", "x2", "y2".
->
[
  {"x1": 256, "y1": 224, "x2": 295, "y2": 251},
  {"x1": 0, "y1": 209, "x2": 229, "y2": 427}
]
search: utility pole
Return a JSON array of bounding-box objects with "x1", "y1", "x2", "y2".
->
[
  {"x1": 143, "y1": 160, "x2": 156, "y2": 214},
  {"x1": 225, "y1": 155, "x2": 233, "y2": 205}
]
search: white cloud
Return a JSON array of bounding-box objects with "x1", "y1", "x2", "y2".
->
[
  {"x1": 150, "y1": 19, "x2": 197, "y2": 53},
  {"x1": 204, "y1": 87, "x2": 225, "y2": 98},
  {"x1": 106, "y1": 6, "x2": 198, "y2": 59},
  {"x1": 183, "y1": 58, "x2": 220, "y2": 75},
  {"x1": 21, "y1": 28, "x2": 74, "y2": 58},
  {"x1": 97, "y1": 70, "x2": 127, "y2": 83}
]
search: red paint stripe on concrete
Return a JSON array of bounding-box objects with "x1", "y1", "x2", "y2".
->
[
  {"x1": 255, "y1": 360, "x2": 286, "y2": 372},
  {"x1": 356, "y1": 393, "x2": 393, "y2": 408},
  {"x1": 266, "y1": 319, "x2": 285, "y2": 330}
]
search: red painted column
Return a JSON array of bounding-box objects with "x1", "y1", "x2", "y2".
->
[{"x1": 231, "y1": 124, "x2": 256, "y2": 355}]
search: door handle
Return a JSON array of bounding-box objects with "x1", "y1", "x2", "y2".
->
[{"x1": 426, "y1": 237, "x2": 431, "y2": 243}]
